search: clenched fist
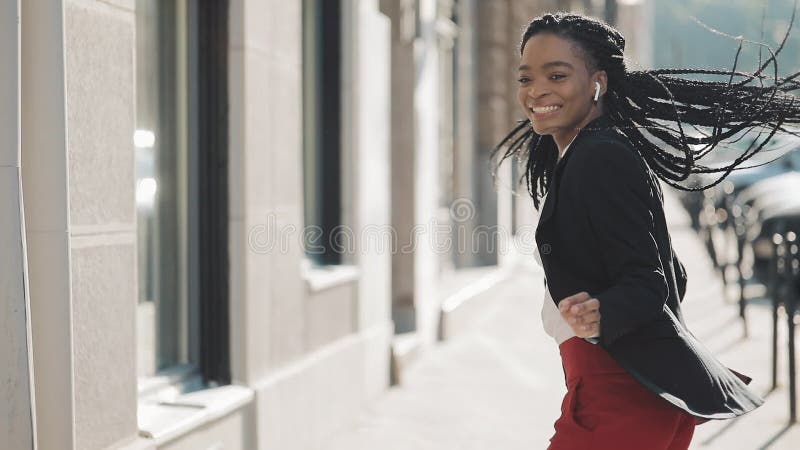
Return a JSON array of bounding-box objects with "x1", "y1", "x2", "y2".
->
[{"x1": 558, "y1": 291, "x2": 601, "y2": 339}]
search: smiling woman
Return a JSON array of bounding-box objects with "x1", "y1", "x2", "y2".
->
[
  {"x1": 487, "y1": 9, "x2": 800, "y2": 450},
  {"x1": 494, "y1": 9, "x2": 800, "y2": 211},
  {"x1": 516, "y1": 35, "x2": 606, "y2": 152}
]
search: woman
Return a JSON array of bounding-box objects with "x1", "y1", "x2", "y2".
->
[{"x1": 492, "y1": 11, "x2": 800, "y2": 450}]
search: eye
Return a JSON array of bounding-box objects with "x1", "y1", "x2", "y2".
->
[
  {"x1": 517, "y1": 76, "x2": 531, "y2": 84},
  {"x1": 550, "y1": 73, "x2": 566, "y2": 81}
]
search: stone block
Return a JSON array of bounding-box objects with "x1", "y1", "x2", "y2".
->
[
  {"x1": 65, "y1": 2, "x2": 136, "y2": 227},
  {"x1": 71, "y1": 242, "x2": 137, "y2": 450}
]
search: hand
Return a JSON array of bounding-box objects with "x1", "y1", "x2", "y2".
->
[{"x1": 558, "y1": 291, "x2": 601, "y2": 339}]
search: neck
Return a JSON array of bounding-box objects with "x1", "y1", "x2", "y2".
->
[{"x1": 554, "y1": 107, "x2": 604, "y2": 158}]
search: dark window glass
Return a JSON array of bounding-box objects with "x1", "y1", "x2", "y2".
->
[{"x1": 302, "y1": 0, "x2": 343, "y2": 266}]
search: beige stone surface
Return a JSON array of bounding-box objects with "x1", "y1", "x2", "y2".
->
[
  {"x1": 228, "y1": 0, "x2": 305, "y2": 382},
  {"x1": 71, "y1": 242, "x2": 138, "y2": 450},
  {"x1": 254, "y1": 329, "x2": 382, "y2": 450},
  {"x1": 65, "y1": 1, "x2": 135, "y2": 228},
  {"x1": 0, "y1": 166, "x2": 36, "y2": 450},
  {"x1": 20, "y1": 0, "x2": 77, "y2": 446},
  {"x1": 61, "y1": 3, "x2": 138, "y2": 448},
  {"x1": 0, "y1": 4, "x2": 18, "y2": 169},
  {"x1": 266, "y1": 218, "x2": 305, "y2": 368},
  {"x1": 228, "y1": 48, "x2": 274, "y2": 220},
  {"x1": 229, "y1": 213, "x2": 283, "y2": 384},
  {"x1": 159, "y1": 406, "x2": 255, "y2": 450},
  {"x1": 230, "y1": 0, "x2": 301, "y2": 60},
  {"x1": 2, "y1": 3, "x2": 37, "y2": 449},
  {"x1": 25, "y1": 228, "x2": 75, "y2": 448},
  {"x1": 305, "y1": 281, "x2": 357, "y2": 352},
  {"x1": 98, "y1": 0, "x2": 134, "y2": 12}
]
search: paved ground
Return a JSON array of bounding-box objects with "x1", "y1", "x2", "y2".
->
[{"x1": 324, "y1": 188, "x2": 800, "y2": 450}]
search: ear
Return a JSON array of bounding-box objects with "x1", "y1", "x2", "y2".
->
[{"x1": 592, "y1": 70, "x2": 608, "y2": 95}]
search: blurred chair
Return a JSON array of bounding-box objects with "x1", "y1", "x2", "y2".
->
[
  {"x1": 729, "y1": 175, "x2": 800, "y2": 335},
  {"x1": 774, "y1": 227, "x2": 800, "y2": 422}
]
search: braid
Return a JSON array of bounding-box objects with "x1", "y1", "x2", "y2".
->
[{"x1": 492, "y1": 5, "x2": 800, "y2": 210}]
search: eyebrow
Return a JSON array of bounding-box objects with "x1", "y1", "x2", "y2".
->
[{"x1": 518, "y1": 61, "x2": 575, "y2": 71}]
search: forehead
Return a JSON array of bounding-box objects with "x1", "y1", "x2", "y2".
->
[{"x1": 519, "y1": 33, "x2": 585, "y2": 71}]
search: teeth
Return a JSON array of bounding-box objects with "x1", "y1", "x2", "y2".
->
[{"x1": 531, "y1": 105, "x2": 561, "y2": 113}]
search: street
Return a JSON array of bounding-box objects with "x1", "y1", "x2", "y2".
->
[{"x1": 325, "y1": 188, "x2": 800, "y2": 450}]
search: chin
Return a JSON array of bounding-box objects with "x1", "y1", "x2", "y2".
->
[{"x1": 530, "y1": 121, "x2": 561, "y2": 136}]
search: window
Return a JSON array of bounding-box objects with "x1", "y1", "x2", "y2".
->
[
  {"x1": 135, "y1": 0, "x2": 194, "y2": 378},
  {"x1": 302, "y1": 0, "x2": 344, "y2": 266},
  {"x1": 135, "y1": 0, "x2": 229, "y2": 389}
]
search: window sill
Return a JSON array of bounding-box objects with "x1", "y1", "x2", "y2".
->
[
  {"x1": 300, "y1": 258, "x2": 360, "y2": 293},
  {"x1": 137, "y1": 384, "x2": 254, "y2": 445},
  {"x1": 137, "y1": 364, "x2": 197, "y2": 397}
]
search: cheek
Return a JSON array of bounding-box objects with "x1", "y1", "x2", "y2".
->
[
  {"x1": 516, "y1": 90, "x2": 531, "y2": 113},
  {"x1": 516, "y1": 89, "x2": 527, "y2": 107},
  {"x1": 560, "y1": 82, "x2": 585, "y2": 102}
]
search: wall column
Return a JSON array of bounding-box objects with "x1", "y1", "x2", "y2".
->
[
  {"x1": 0, "y1": 0, "x2": 37, "y2": 448},
  {"x1": 21, "y1": 1, "x2": 76, "y2": 448}
]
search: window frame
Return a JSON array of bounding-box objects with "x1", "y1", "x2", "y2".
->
[{"x1": 135, "y1": 0, "x2": 230, "y2": 397}]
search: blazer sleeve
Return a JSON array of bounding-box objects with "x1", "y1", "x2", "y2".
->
[{"x1": 576, "y1": 140, "x2": 668, "y2": 347}]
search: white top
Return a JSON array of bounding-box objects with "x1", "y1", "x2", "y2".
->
[{"x1": 535, "y1": 135, "x2": 600, "y2": 345}]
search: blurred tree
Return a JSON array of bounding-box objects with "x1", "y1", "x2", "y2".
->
[{"x1": 654, "y1": 0, "x2": 800, "y2": 78}]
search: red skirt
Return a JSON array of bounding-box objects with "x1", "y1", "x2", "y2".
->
[{"x1": 548, "y1": 337, "x2": 696, "y2": 450}]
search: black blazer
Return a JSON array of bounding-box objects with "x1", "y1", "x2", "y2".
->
[{"x1": 536, "y1": 113, "x2": 763, "y2": 419}]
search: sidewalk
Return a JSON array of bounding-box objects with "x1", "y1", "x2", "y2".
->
[{"x1": 324, "y1": 188, "x2": 800, "y2": 450}]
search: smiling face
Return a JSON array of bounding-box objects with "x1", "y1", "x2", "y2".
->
[{"x1": 517, "y1": 32, "x2": 607, "y2": 151}]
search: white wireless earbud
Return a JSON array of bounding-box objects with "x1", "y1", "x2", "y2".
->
[{"x1": 593, "y1": 81, "x2": 602, "y2": 102}]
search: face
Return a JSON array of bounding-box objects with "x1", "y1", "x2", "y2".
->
[{"x1": 517, "y1": 33, "x2": 606, "y2": 144}]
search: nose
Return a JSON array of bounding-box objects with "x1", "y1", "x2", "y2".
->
[{"x1": 526, "y1": 84, "x2": 547, "y2": 100}]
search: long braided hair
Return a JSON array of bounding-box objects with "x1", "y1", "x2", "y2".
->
[{"x1": 492, "y1": 8, "x2": 800, "y2": 210}]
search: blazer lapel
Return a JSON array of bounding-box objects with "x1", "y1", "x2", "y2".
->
[
  {"x1": 535, "y1": 114, "x2": 613, "y2": 234},
  {"x1": 536, "y1": 142, "x2": 574, "y2": 234},
  {"x1": 536, "y1": 169, "x2": 560, "y2": 231}
]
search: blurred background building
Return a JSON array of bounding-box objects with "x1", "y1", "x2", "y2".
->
[{"x1": 1, "y1": 0, "x2": 657, "y2": 449}]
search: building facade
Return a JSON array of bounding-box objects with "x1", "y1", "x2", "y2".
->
[{"x1": 1, "y1": 1, "x2": 651, "y2": 449}]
